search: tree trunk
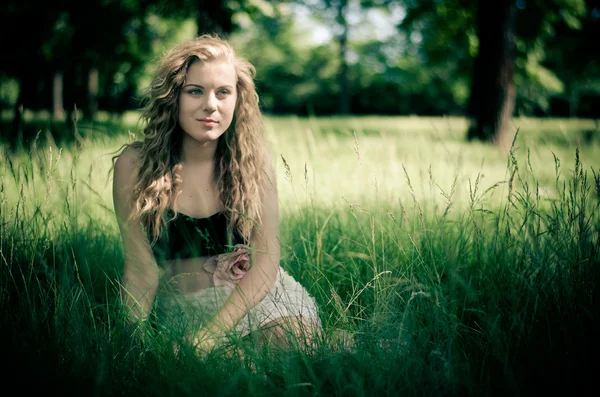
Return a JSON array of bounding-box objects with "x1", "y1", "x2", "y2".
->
[
  {"x1": 336, "y1": 0, "x2": 350, "y2": 114},
  {"x1": 10, "y1": 96, "x2": 24, "y2": 146},
  {"x1": 87, "y1": 67, "x2": 99, "y2": 121},
  {"x1": 8, "y1": 72, "x2": 31, "y2": 145},
  {"x1": 466, "y1": 0, "x2": 517, "y2": 151},
  {"x1": 569, "y1": 85, "x2": 580, "y2": 118},
  {"x1": 52, "y1": 71, "x2": 65, "y2": 121}
]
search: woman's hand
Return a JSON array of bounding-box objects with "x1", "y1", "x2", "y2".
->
[{"x1": 190, "y1": 323, "x2": 227, "y2": 356}]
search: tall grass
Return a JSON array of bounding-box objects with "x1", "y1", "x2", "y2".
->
[{"x1": 1, "y1": 116, "x2": 599, "y2": 395}]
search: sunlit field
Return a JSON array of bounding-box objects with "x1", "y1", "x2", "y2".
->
[{"x1": 2, "y1": 115, "x2": 599, "y2": 395}]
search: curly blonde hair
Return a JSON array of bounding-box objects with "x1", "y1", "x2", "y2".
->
[{"x1": 120, "y1": 34, "x2": 266, "y2": 244}]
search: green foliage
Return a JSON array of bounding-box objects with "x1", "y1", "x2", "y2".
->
[
  {"x1": 1, "y1": 0, "x2": 598, "y2": 117},
  {"x1": 134, "y1": 16, "x2": 197, "y2": 98},
  {"x1": 514, "y1": 44, "x2": 565, "y2": 114},
  {"x1": 400, "y1": 0, "x2": 596, "y2": 117},
  {"x1": 542, "y1": 0, "x2": 600, "y2": 116},
  {"x1": 231, "y1": 3, "x2": 341, "y2": 113},
  {"x1": 0, "y1": 76, "x2": 19, "y2": 108}
]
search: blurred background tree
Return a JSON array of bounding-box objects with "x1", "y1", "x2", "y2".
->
[
  {"x1": 1, "y1": 0, "x2": 598, "y2": 145},
  {"x1": 399, "y1": 0, "x2": 592, "y2": 149}
]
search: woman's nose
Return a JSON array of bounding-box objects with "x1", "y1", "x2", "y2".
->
[{"x1": 204, "y1": 92, "x2": 217, "y2": 112}]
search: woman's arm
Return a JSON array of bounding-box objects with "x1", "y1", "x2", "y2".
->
[
  {"x1": 112, "y1": 147, "x2": 160, "y2": 323},
  {"x1": 199, "y1": 155, "x2": 280, "y2": 342}
]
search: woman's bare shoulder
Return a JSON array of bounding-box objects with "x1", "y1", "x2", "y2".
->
[
  {"x1": 114, "y1": 143, "x2": 142, "y2": 174},
  {"x1": 113, "y1": 142, "x2": 143, "y2": 188}
]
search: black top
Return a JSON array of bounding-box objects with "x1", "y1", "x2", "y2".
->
[{"x1": 151, "y1": 209, "x2": 244, "y2": 261}]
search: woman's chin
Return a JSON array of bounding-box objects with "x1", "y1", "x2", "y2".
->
[{"x1": 184, "y1": 130, "x2": 225, "y2": 145}]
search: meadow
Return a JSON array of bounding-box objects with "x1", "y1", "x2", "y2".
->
[{"x1": 1, "y1": 114, "x2": 599, "y2": 396}]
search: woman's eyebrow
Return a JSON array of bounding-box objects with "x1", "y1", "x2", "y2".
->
[{"x1": 183, "y1": 83, "x2": 235, "y2": 90}]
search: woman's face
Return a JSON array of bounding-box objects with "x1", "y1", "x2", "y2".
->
[{"x1": 178, "y1": 60, "x2": 238, "y2": 145}]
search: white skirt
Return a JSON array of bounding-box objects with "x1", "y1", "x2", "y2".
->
[{"x1": 156, "y1": 267, "x2": 321, "y2": 337}]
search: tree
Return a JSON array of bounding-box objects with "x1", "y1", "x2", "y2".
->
[
  {"x1": 50, "y1": 0, "x2": 157, "y2": 122},
  {"x1": 0, "y1": 0, "x2": 60, "y2": 136},
  {"x1": 333, "y1": 0, "x2": 351, "y2": 114},
  {"x1": 151, "y1": 0, "x2": 253, "y2": 36},
  {"x1": 466, "y1": 0, "x2": 517, "y2": 149},
  {"x1": 0, "y1": 0, "x2": 158, "y2": 126},
  {"x1": 467, "y1": 0, "x2": 588, "y2": 148},
  {"x1": 543, "y1": 0, "x2": 600, "y2": 117},
  {"x1": 294, "y1": 0, "x2": 392, "y2": 114},
  {"x1": 400, "y1": 0, "x2": 587, "y2": 150},
  {"x1": 0, "y1": 0, "x2": 242, "y2": 130}
]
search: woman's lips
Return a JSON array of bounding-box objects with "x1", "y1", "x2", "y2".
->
[{"x1": 198, "y1": 119, "x2": 218, "y2": 126}]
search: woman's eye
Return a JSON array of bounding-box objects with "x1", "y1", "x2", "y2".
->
[
  {"x1": 188, "y1": 89, "x2": 202, "y2": 95},
  {"x1": 217, "y1": 90, "x2": 230, "y2": 97}
]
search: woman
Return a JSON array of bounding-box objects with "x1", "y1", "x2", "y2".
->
[{"x1": 112, "y1": 35, "x2": 321, "y2": 354}]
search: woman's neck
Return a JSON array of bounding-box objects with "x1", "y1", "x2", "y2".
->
[{"x1": 181, "y1": 134, "x2": 218, "y2": 166}]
